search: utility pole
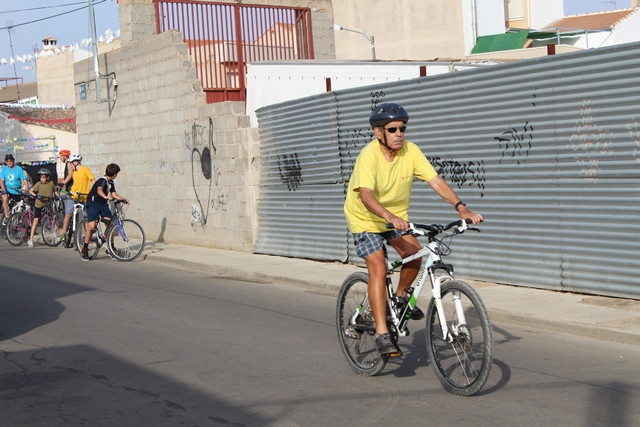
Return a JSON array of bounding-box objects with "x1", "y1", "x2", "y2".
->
[{"x1": 89, "y1": 0, "x2": 102, "y2": 103}]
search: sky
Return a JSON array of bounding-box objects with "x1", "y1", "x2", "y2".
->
[
  {"x1": 0, "y1": 0, "x2": 635, "y2": 84},
  {"x1": 1, "y1": 0, "x2": 119, "y2": 84},
  {"x1": 564, "y1": 0, "x2": 631, "y2": 15}
]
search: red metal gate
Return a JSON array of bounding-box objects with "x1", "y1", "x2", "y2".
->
[{"x1": 155, "y1": 0, "x2": 314, "y2": 103}]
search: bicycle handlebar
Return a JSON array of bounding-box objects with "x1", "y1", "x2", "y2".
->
[{"x1": 385, "y1": 219, "x2": 479, "y2": 237}]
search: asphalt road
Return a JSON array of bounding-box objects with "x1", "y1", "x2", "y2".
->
[{"x1": 1, "y1": 240, "x2": 639, "y2": 426}]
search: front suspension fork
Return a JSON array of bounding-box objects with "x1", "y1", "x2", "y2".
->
[{"x1": 429, "y1": 269, "x2": 467, "y2": 342}]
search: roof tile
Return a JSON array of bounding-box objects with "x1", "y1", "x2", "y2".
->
[{"x1": 545, "y1": 8, "x2": 638, "y2": 31}]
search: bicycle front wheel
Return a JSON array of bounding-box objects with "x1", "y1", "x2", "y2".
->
[
  {"x1": 336, "y1": 272, "x2": 387, "y2": 376},
  {"x1": 107, "y1": 219, "x2": 145, "y2": 261},
  {"x1": 75, "y1": 219, "x2": 101, "y2": 260},
  {"x1": 6, "y1": 213, "x2": 28, "y2": 246},
  {"x1": 41, "y1": 212, "x2": 63, "y2": 247},
  {"x1": 425, "y1": 280, "x2": 493, "y2": 396}
]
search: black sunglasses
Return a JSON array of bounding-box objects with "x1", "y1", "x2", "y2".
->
[{"x1": 383, "y1": 125, "x2": 406, "y2": 134}]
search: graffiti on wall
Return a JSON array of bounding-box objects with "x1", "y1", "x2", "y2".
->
[
  {"x1": 568, "y1": 99, "x2": 614, "y2": 181},
  {"x1": 277, "y1": 152, "x2": 303, "y2": 191},
  {"x1": 494, "y1": 121, "x2": 533, "y2": 165},
  {"x1": 338, "y1": 127, "x2": 374, "y2": 180},
  {"x1": 159, "y1": 158, "x2": 185, "y2": 176},
  {"x1": 370, "y1": 90, "x2": 386, "y2": 111},
  {"x1": 338, "y1": 91, "x2": 385, "y2": 182},
  {"x1": 431, "y1": 157, "x2": 486, "y2": 198},
  {"x1": 184, "y1": 118, "x2": 228, "y2": 229}
]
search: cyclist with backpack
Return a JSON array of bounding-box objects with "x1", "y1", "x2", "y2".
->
[{"x1": 80, "y1": 163, "x2": 129, "y2": 261}]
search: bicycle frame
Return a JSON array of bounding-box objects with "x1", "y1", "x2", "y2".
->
[
  {"x1": 92, "y1": 204, "x2": 124, "y2": 246},
  {"x1": 16, "y1": 206, "x2": 35, "y2": 230},
  {"x1": 387, "y1": 238, "x2": 470, "y2": 343},
  {"x1": 3, "y1": 194, "x2": 28, "y2": 219}
]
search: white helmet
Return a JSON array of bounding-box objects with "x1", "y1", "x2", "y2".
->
[{"x1": 69, "y1": 154, "x2": 82, "y2": 162}]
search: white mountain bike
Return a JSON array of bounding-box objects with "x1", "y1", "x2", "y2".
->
[{"x1": 336, "y1": 219, "x2": 493, "y2": 396}]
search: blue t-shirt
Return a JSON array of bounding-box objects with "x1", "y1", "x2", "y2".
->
[{"x1": 0, "y1": 165, "x2": 27, "y2": 195}]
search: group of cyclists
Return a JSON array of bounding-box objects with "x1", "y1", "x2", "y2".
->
[{"x1": 1, "y1": 150, "x2": 129, "y2": 261}]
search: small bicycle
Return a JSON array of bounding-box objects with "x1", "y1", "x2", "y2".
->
[
  {"x1": 5, "y1": 195, "x2": 63, "y2": 247},
  {"x1": 74, "y1": 199, "x2": 146, "y2": 261},
  {"x1": 336, "y1": 219, "x2": 493, "y2": 396}
]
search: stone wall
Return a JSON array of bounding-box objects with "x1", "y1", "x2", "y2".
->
[{"x1": 74, "y1": 30, "x2": 258, "y2": 251}]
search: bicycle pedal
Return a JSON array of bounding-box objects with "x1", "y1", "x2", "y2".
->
[{"x1": 388, "y1": 350, "x2": 403, "y2": 357}]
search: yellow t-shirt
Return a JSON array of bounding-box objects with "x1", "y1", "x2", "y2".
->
[
  {"x1": 344, "y1": 140, "x2": 438, "y2": 233},
  {"x1": 70, "y1": 165, "x2": 95, "y2": 201}
]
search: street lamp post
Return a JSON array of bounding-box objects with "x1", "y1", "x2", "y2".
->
[{"x1": 333, "y1": 24, "x2": 376, "y2": 61}]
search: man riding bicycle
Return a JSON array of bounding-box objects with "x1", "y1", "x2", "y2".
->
[
  {"x1": 343, "y1": 102, "x2": 483, "y2": 356},
  {"x1": 0, "y1": 154, "x2": 28, "y2": 227}
]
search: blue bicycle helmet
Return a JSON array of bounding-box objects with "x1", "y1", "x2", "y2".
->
[{"x1": 369, "y1": 103, "x2": 409, "y2": 127}]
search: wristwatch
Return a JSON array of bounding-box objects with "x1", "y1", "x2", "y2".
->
[{"x1": 454, "y1": 201, "x2": 466, "y2": 211}]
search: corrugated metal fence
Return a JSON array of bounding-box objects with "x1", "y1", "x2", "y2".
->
[{"x1": 255, "y1": 42, "x2": 640, "y2": 300}]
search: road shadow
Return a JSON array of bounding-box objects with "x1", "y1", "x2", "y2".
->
[
  {"x1": 0, "y1": 265, "x2": 91, "y2": 341},
  {"x1": 0, "y1": 344, "x2": 270, "y2": 425}
]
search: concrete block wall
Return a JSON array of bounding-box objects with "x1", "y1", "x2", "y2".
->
[
  {"x1": 118, "y1": 0, "x2": 157, "y2": 46},
  {"x1": 74, "y1": 30, "x2": 257, "y2": 251}
]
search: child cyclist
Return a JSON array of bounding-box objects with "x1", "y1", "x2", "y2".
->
[
  {"x1": 80, "y1": 163, "x2": 129, "y2": 261},
  {"x1": 28, "y1": 168, "x2": 61, "y2": 248}
]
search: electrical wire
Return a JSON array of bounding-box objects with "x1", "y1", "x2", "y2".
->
[
  {"x1": 0, "y1": 0, "x2": 107, "y2": 31},
  {"x1": 0, "y1": 2, "x2": 90, "y2": 14}
]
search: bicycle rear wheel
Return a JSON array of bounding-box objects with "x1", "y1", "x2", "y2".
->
[
  {"x1": 107, "y1": 219, "x2": 145, "y2": 261},
  {"x1": 41, "y1": 212, "x2": 63, "y2": 247},
  {"x1": 425, "y1": 280, "x2": 493, "y2": 396},
  {"x1": 336, "y1": 272, "x2": 388, "y2": 376},
  {"x1": 75, "y1": 219, "x2": 101, "y2": 260},
  {"x1": 6, "y1": 213, "x2": 28, "y2": 246}
]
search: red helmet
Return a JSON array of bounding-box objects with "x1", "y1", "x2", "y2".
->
[{"x1": 59, "y1": 149, "x2": 71, "y2": 156}]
